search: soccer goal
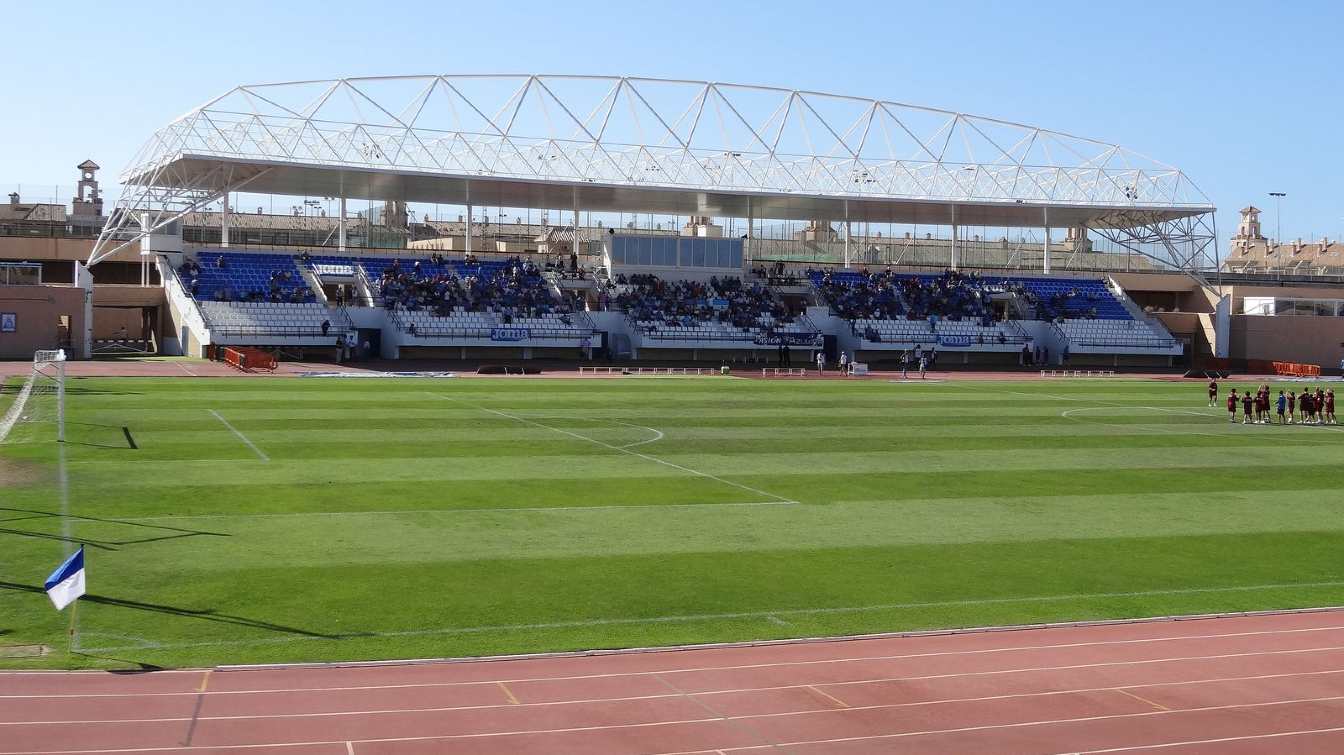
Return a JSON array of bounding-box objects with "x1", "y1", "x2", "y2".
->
[{"x1": 0, "y1": 349, "x2": 66, "y2": 444}]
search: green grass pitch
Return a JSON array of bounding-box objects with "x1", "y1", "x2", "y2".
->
[{"x1": 1, "y1": 374, "x2": 1342, "y2": 669}]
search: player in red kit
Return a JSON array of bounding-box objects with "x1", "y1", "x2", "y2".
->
[
  {"x1": 1241, "y1": 390, "x2": 1254, "y2": 424},
  {"x1": 1327, "y1": 389, "x2": 1336, "y2": 424},
  {"x1": 1226, "y1": 389, "x2": 1238, "y2": 422}
]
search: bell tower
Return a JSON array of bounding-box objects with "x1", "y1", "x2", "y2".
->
[
  {"x1": 1235, "y1": 206, "x2": 1264, "y2": 240},
  {"x1": 71, "y1": 159, "x2": 103, "y2": 218}
]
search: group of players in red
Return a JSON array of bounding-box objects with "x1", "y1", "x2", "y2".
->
[{"x1": 1208, "y1": 379, "x2": 1336, "y2": 425}]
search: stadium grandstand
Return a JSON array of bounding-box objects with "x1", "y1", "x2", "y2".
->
[{"x1": 1, "y1": 75, "x2": 1340, "y2": 371}]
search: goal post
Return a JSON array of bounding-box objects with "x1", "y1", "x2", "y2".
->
[{"x1": 5, "y1": 349, "x2": 67, "y2": 444}]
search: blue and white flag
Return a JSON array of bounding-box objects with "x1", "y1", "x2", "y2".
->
[{"x1": 44, "y1": 547, "x2": 85, "y2": 611}]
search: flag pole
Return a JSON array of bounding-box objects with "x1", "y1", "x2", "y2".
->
[{"x1": 68, "y1": 598, "x2": 79, "y2": 654}]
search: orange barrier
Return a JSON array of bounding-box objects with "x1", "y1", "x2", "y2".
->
[
  {"x1": 1272, "y1": 361, "x2": 1320, "y2": 377},
  {"x1": 221, "y1": 347, "x2": 278, "y2": 372}
]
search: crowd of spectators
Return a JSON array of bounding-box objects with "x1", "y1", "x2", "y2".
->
[
  {"x1": 375, "y1": 256, "x2": 577, "y2": 324},
  {"x1": 611, "y1": 274, "x2": 794, "y2": 331},
  {"x1": 181, "y1": 255, "x2": 316, "y2": 304},
  {"x1": 812, "y1": 268, "x2": 999, "y2": 326},
  {"x1": 1009, "y1": 282, "x2": 1104, "y2": 321}
]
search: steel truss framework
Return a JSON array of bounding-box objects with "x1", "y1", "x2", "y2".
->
[{"x1": 91, "y1": 74, "x2": 1216, "y2": 275}]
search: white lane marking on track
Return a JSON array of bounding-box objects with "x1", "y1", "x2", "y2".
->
[
  {"x1": 1071, "y1": 725, "x2": 1344, "y2": 753},
  {"x1": 208, "y1": 410, "x2": 268, "y2": 461},
  {"x1": 9, "y1": 665, "x2": 1344, "y2": 726},
  {"x1": 14, "y1": 695, "x2": 1344, "y2": 754},
  {"x1": 70, "y1": 580, "x2": 1344, "y2": 653},
  {"x1": 702, "y1": 695, "x2": 1344, "y2": 754},
  {"x1": 176, "y1": 361, "x2": 198, "y2": 377},
  {"x1": 429, "y1": 394, "x2": 795, "y2": 504},
  {"x1": 14, "y1": 622, "x2": 1344, "y2": 694},
  {"x1": 613, "y1": 421, "x2": 665, "y2": 449}
]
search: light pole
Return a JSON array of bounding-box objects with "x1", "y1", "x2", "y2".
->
[{"x1": 1268, "y1": 192, "x2": 1286, "y2": 244}]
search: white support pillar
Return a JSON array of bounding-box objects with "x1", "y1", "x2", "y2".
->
[
  {"x1": 1042, "y1": 206, "x2": 1051, "y2": 275},
  {"x1": 465, "y1": 202, "x2": 473, "y2": 257},
  {"x1": 950, "y1": 205, "x2": 959, "y2": 271},
  {"x1": 746, "y1": 196, "x2": 753, "y2": 263},
  {"x1": 573, "y1": 192, "x2": 581, "y2": 264},
  {"x1": 843, "y1": 200, "x2": 850, "y2": 268},
  {"x1": 221, "y1": 192, "x2": 230, "y2": 248},
  {"x1": 338, "y1": 196, "x2": 347, "y2": 252}
]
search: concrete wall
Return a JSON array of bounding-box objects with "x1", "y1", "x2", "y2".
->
[
  {"x1": 1229, "y1": 314, "x2": 1344, "y2": 368},
  {"x1": 0, "y1": 285, "x2": 88, "y2": 359}
]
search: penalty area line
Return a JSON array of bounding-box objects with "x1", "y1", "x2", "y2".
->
[{"x1": 208, "y1": 409, "x2": 269, "y2": 462}]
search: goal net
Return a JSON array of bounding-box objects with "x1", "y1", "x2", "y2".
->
[{"x1": 0, "y1": 349, "x2": 66, "y2": 444}]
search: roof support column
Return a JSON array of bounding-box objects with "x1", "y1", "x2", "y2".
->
[
  {"x1": 220, "y1": 192, "x2": 230, "y2": 248},
  {"x1": 573, "y1": 188, "x2": 581, "y2": 263},
  {"x1": 338, "y1": 197, "x2": 347, "y2": 252},
  {"x1": 1042, "y1": 206, "x2": 1051, "y2": 275},
  {"x1": 950, "y1": 205, "x2": 958, "y2": 272},
  {"x1": 465, "y1": 180, "x2": 475, "y2": 257},
  {"x1": 843, "y1": 200, "x2": 850, "y2": 268},
  {"x1": 746, "y1": 196, "x2": 753, "y2": 263}
]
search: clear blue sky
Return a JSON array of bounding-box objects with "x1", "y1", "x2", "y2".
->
[{"x1": 3, "y1": 0, "x2": 1341, "y2": 243}]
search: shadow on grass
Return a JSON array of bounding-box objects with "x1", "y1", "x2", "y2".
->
[
  {"x1": 0, "y1": 507, "x2": 230, "y2": 550},
  {"x1": 0, "y1": 581, "x2": 350, "y2": 641}
]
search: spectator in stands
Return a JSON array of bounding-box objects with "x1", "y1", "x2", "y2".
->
[{"x1": 320, "y1": 319, "x2": 330, "y2": 336}]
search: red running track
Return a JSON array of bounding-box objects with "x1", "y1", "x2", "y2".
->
[{"x1": 4, "y1": 610, "x2": 1344, "y2": 754}]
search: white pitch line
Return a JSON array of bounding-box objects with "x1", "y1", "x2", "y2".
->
[
  {"x1": 208, "y1": 409, "x2": 268, "y2": 462},
  {"x1": 430, "y1": 394, "x2": 795, "y2": 504},
  {"x1": 613, "y1": 421, "x2": 665, "y2": 449},
  {"x1": 72, "y1": 580, "x2": 1344, "y2": 653},
  {"x1": 92, "y1": 500, "x2": 793, "y2": 523}
]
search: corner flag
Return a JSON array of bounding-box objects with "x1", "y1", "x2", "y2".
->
[{"x1": 44, "y1": 547, "x2": 85, "y2": 611}]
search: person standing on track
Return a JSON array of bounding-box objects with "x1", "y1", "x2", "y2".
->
[
  {"x1": 815, "y1": 350, "x2": 825, "y2": 376},
  {"x1": 900, "y1": 349, "x2": 910, "y2": 380},
  {"x1": 1227, "y1": 389, "x2": 1239, "y2": 423},
  {"x1": 918, "y1": 353, "x2": 928, "y2": 380},
  {"x1": 1208, "y1": 378, "x2": 1219, "y2": 407},
  {"x1": 1241, "y1": 390, "x2": 1254, "y2": 425}
]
